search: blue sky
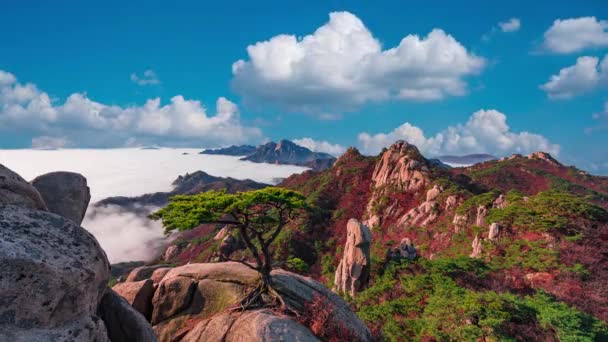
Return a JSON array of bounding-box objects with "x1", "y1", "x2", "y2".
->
[{"x1": 0, "y1": 0, "x2": 607, "y2": 174}]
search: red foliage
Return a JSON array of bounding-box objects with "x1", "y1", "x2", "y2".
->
[{"x1": 296, "y1": 294, "x2": 360, "y2": 342}]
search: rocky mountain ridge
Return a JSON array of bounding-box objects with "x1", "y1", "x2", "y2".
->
[
  {"x1": 201, "y1": 140, "x2": 337, "y2": 171},
  {"x1": 94, "y1": 171, "x2": 268, "y2": 215},
  {"x1": 199, "y1": 144, "x2": 257, "y2": 156},
  {"x1": 156, "y1": 140, "x2": 608, "y2": 340}
]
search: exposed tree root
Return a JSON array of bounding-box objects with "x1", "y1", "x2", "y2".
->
[{"x1": 229, "y1": 280, "x2": 300, "y2": 319}]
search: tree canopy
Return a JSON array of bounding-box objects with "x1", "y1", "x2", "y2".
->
[{"x1": 151, "y1": 187, "x2": 310, "y2": 234}]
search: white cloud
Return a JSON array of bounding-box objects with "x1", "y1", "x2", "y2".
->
[
  {"x1": 540, "y1": 54, "x2": 607, "y2": 99},
  {"x1": 130, "y1": 69, "x2": 160, "y2": 86},
  {"x1": 499, "y1": 18, "x2": 521, "y2": 32},
  {"x1": 31, "y1": 136, "x2": 70, "y2": 149},
  {"x1": 232, "y1": 11, "x2": 485, "y2": 116},
  {"x1": 0, "y1": 69, "x2": 262, "y2": 147},
  {"x1": 543, "y1": 17, "x2": 608, "y2": 53},
  {"x1": 358, "y1": 109, "x2": 560, "y2": 157},
  {"x1": 84, "y1": 205, "x2": 168, "y2": 263},
  {"x1": 293, "y1": 137, "x2": 346, "y2": 156}
]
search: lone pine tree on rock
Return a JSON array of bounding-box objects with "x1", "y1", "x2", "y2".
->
[{"x1": 151, "y1": 187, "x2": 311, "y2": 311}]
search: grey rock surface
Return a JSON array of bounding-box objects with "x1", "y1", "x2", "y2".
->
[{"x1": 31, "y1": 171, "x2": 91, "y2": 224}]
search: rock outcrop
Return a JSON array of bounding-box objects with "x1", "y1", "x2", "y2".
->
[
  {"x1": 113, "y1": 262, "x2": 371, "y2": 342},
  {"x1": 488, "y1": 222, "x2": 501, "y2": 241},
  {"x1": 112, "y1": 279, "x2": 155, "y2": 320},
  {"x1": 493, "y1": 194, "x2": 506, "y2": 209},
  {"x1": 0, "y1": 166, "x2": 155, "y2": 342},
  {"x1": 453, "y1": 213, "x2": 468, "y2": 233},
  {"x1": 99, "y1": 290, "x2": 158, "y2": 342},
  {"x1": 0, "y1": 164, "x2": 47, "y2": 211},
  {"x1": 370, "y1": 141, "x2": 431, "y2": 193},
  {"x1": 400, "y1": 185, "x2": 442, "y2": 226},
  {"x1": 180, "y1": 309, "x2": 319, "y2": 341},
  {"x1": 475, "y1": 205, "x2": 488, "y2": 226},
  {"x1": 470, "y1": 234, "x2": 483, "y2": 258},
  {"x1": 31, "y1": 171, "x2": 91, "y2": 224},
  {"x1": 126, "y1": 264, "x2": 172, "y2": 282},
  {"x1": 333, "y1": 219, "x2": 372, "y2": 297},
  {"x1": 0, "y1": 204, "x2": 109, "y2": 341},
  {"x1": 527, "y1": 151, "x2": 561, "y2": 166}
]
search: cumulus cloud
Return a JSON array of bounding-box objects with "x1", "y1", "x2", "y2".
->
[
  {"x1": 130, "y1": 69, "x2": 160, "y2": 86},
  {"x1": 358, "y1": 109, "x2": 560, "y2": 157},
  {"x1": 0, "y1": 69, "x2": 262, "y2": 147},
  {"x1": 293, "y1": 137, "x2": 346, "y2": 156},
  {"x1": 543, "y1": 17, "x2": 608, "y2": 53},
  {"x1": 540, "y1": 54, "x2": 608, "y2": 98},
  {"x1": 499, "y1": 18, "x2": 521, "y2": 32},
  {"x1": 31, "y1": 136, "x2": 70, "y2": 149},
  {"x1": 232, "y1": 11, "x2": 485, "y2": 116}
]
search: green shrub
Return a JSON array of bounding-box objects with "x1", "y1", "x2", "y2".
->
[
  {"x1": 456, "y1": 190, "x2": 501, "y2": 215},
  {"x1": 286, "y1": 257, "x2": 310, "y2": 274},
  {"x1": 355, "y1": 258, "x2": 608, "y2": 341},
  {"x1": 486, "y1": 190, "x2": 608, "y2": 232}
]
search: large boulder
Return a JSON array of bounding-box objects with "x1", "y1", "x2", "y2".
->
[
  {"x1": 181, "y1": 309, "x2": 319, "y2": 342},
  {"x1": 0, "y1": 164, "x2": 47, "y2": 211},
  {"x1": 98, "y1": 290, "x2": 158, "y2": 342},
  {"x1": 151, "y1": 276, "x2": 197, "y2": 324},
  {"x1": 273, "y1": 269, "x2": 372, "y2": 341},
  {"x1": 333, "y1": 218, "x2": 372, "y2": 297},
  {"x1": 31, "y1": 171, "x2": 91, "y2": 224},
  {"x1": 126, "y1": 262, "x2": 372, "y2": 342},
  {"x1": 112, "y1": 279, "x2": 155, "y2": 320},
  {"x1": 127, "y1": 264, "x2": 172, "y2": 282},
  {"x1": 0, "y1": 204, "x2": 110, "y2": 341}
]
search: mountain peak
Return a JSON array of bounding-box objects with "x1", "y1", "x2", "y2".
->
[
  {"x1": 387, "y1": 140, "x2": 425, "y2": 160},
  {"x1": 527, "y1": 151, "x2": 561, "y2": 166}
]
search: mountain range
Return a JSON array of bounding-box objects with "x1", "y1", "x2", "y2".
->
[{"x1": 201, "y1": 139, "x2": 338, "y2": 171}]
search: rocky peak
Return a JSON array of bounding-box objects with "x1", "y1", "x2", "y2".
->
[
  {"x1": 241, "y1": 140, "x2": 336, "y2": 171},
  {"x1": 371, "y1": 140, "x2": 431, "y2": 193},
  {"x1": 527, "y1": 151, "x2": 561, "y2": 166},
  {"x1": 334, "y1": 219, "x2": 372, "y2": 297}
]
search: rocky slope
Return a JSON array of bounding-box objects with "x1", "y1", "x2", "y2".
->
[
  {"x1": 280, "y1": 141, "x2": 608, "y2": 340},
  {"x1": 136, "y1": 140, "x2": 608, "y2": 340}
]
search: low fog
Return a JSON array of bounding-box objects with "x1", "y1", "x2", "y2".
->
[{"x1": 0, "y1": 148, "x2": 308, "y2": 263}]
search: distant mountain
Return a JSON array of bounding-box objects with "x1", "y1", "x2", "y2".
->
[
  {"x1": 94, "y1": 171, "x2": 268, "y2": 215},
  {"x1": 241, "y1": 140, "x2": 336, "y2": 171},
  {"x1": 437, "y1": 153, "x2": 496, "y2": 166},
  {"x1": 199, "y1": 145, "x2": 257, "y2": 156},
  {"x1": 199, "y1": 140, "x2": 336, "y2": 171}
]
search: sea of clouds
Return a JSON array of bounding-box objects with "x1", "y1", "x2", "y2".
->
[{"x1": 0, "y1": 148, "x2": 308, "y2": 263}]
